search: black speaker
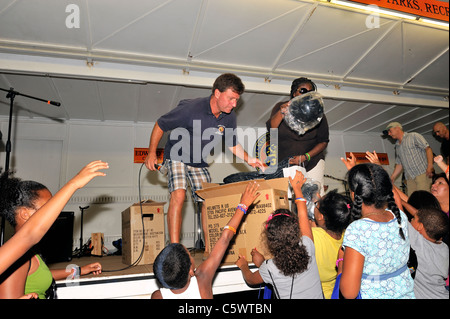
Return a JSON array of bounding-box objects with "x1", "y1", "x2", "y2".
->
[{"x1": 37, "y1": 211, "x2": 74, "y2": 264}]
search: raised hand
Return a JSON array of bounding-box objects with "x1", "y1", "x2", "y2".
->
[
  {"x1": 341, "y1": 152, "x2": 356, "y2": 170},
  {"x1": 67, "y1": 160, "x2": 109, "y2": 190},
  {"x1": 239, "y1": 181, "x2": 261, "y2": 208},
  {"x1": 247, "y1": 157, "x2": 266, "y2": 172},
  {"x1": 289, "y1": 170, "x2": 307, "y2": 197},
  {"x1": 365, "y1": 150, "x2": 381, "y2": 165}
]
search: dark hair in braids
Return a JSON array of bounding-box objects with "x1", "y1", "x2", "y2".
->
[
  {"x1": 0, "y1": 170, "x2": 48, "y2": 228},
  {"x1": 347, "y1": 164, "x2": 405, "y2": 240}
]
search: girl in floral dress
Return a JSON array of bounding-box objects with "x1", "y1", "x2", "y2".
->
[{"x1": 339, "y1": 163, "x2": 415, "y2": 299}]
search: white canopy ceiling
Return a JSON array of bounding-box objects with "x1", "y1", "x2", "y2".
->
[{"x1": 0, "y1": 0, "x2": 448, "y2": 135}]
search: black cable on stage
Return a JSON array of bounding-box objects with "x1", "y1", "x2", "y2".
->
[{"x1": 102, "y1": 162, "x2": 147, "y2": 273}]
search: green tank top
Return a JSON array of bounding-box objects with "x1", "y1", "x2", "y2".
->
[{"x1": 25, "y1": 255, "x2": 53, "y2": 299}]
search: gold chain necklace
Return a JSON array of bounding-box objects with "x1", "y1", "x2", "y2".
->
[{"x1": 363, "y1": 210, "x2": 387, "y2": 218}]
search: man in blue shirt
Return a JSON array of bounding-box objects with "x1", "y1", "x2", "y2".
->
[{"x1": 145, "y1": 73, "x2": 264, "y2": 248}]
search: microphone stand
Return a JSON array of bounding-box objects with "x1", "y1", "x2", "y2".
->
[
  {"x1": 0, "y1": 87, "x2": 60, "y2": 246},
  {"x1": 74, "y1": 206, "x2": 90, "y2": 258}
]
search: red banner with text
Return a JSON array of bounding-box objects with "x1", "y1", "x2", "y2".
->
[{"x1": 350, "y1": 0, "x2": 449, "y2": 21}]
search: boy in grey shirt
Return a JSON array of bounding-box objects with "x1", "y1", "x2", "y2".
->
[{"x1": 409, "y1": 207, "x2": 449, "y2": 299}]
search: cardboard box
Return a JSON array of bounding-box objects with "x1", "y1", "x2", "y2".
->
[
  {"x1": 91, "y1": 232, "x2": 104, "y2": 256},
  {"x1": 121, "y1": 200, "x2": 165, "y2": 265},
  {"x1": 196, "y1": 178, "x2": 289, "y2": 263}
]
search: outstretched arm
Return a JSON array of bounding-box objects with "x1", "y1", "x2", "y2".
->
[
  {"x1": 434, "y1": 155, "x2": 449, "y2": 179},
  {"x1": 196, "y1": 181, "x2": 260, "y2": 283},
  {"x1": 51, "y1": 262, "x2": 102, "y2": 281},
  {"x1": 235, "y1": 248, "x2": 264, "y2": 286},
  {"x1": 229, "y1": 144, "x2": 266, "y2": 172},
  {"x1": 289, "y1": 170, "x2": 313, "y2": 241},
  {"x1": 0, "y1": 161, "x2": 109, "y2": 276}
]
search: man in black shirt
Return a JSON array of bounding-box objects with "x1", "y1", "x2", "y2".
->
[{"x1": 266, "y1": 77, "x2": 329, "y2": 194}]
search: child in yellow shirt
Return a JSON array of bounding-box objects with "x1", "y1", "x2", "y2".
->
[{"x1": 311, "y1": 190, "x2": 352, "y2": 298}]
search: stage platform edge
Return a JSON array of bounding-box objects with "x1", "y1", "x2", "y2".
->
[{"x1": 49, "y1": 253, "x2": 258, "y2": 299}]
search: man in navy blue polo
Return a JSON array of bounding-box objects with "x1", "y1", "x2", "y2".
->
[{"x1": 145, "y1": 73, "x2": 265, "y2": 250}]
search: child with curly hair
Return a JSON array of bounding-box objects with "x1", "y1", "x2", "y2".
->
[{"x1": 236, "y1": 171, "x2": 323, "y2": 299}]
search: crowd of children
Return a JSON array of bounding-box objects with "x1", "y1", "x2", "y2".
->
[
  {"x1": 0, "y1": 154, "x2": 448, "y2": 299},
  {"x1": 153, "y1": 152, "x2": 449, "y2": 299}
]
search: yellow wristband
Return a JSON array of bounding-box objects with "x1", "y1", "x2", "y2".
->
[{"x1": 223, "y1": 225, "x2": 236, "y2": 234}]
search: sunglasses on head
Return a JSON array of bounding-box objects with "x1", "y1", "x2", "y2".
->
[{"x1": 297, "y1": 87, "x2": 314, "y2": 94}]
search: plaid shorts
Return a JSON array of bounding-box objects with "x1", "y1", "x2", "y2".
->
[{"x1": 166, "y1": 159, "x2": 211, "y2": 202}]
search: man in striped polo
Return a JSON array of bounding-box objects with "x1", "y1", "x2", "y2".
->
[{"x1": 386, "y1": 122, "x2": 434, "y2": 195}]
